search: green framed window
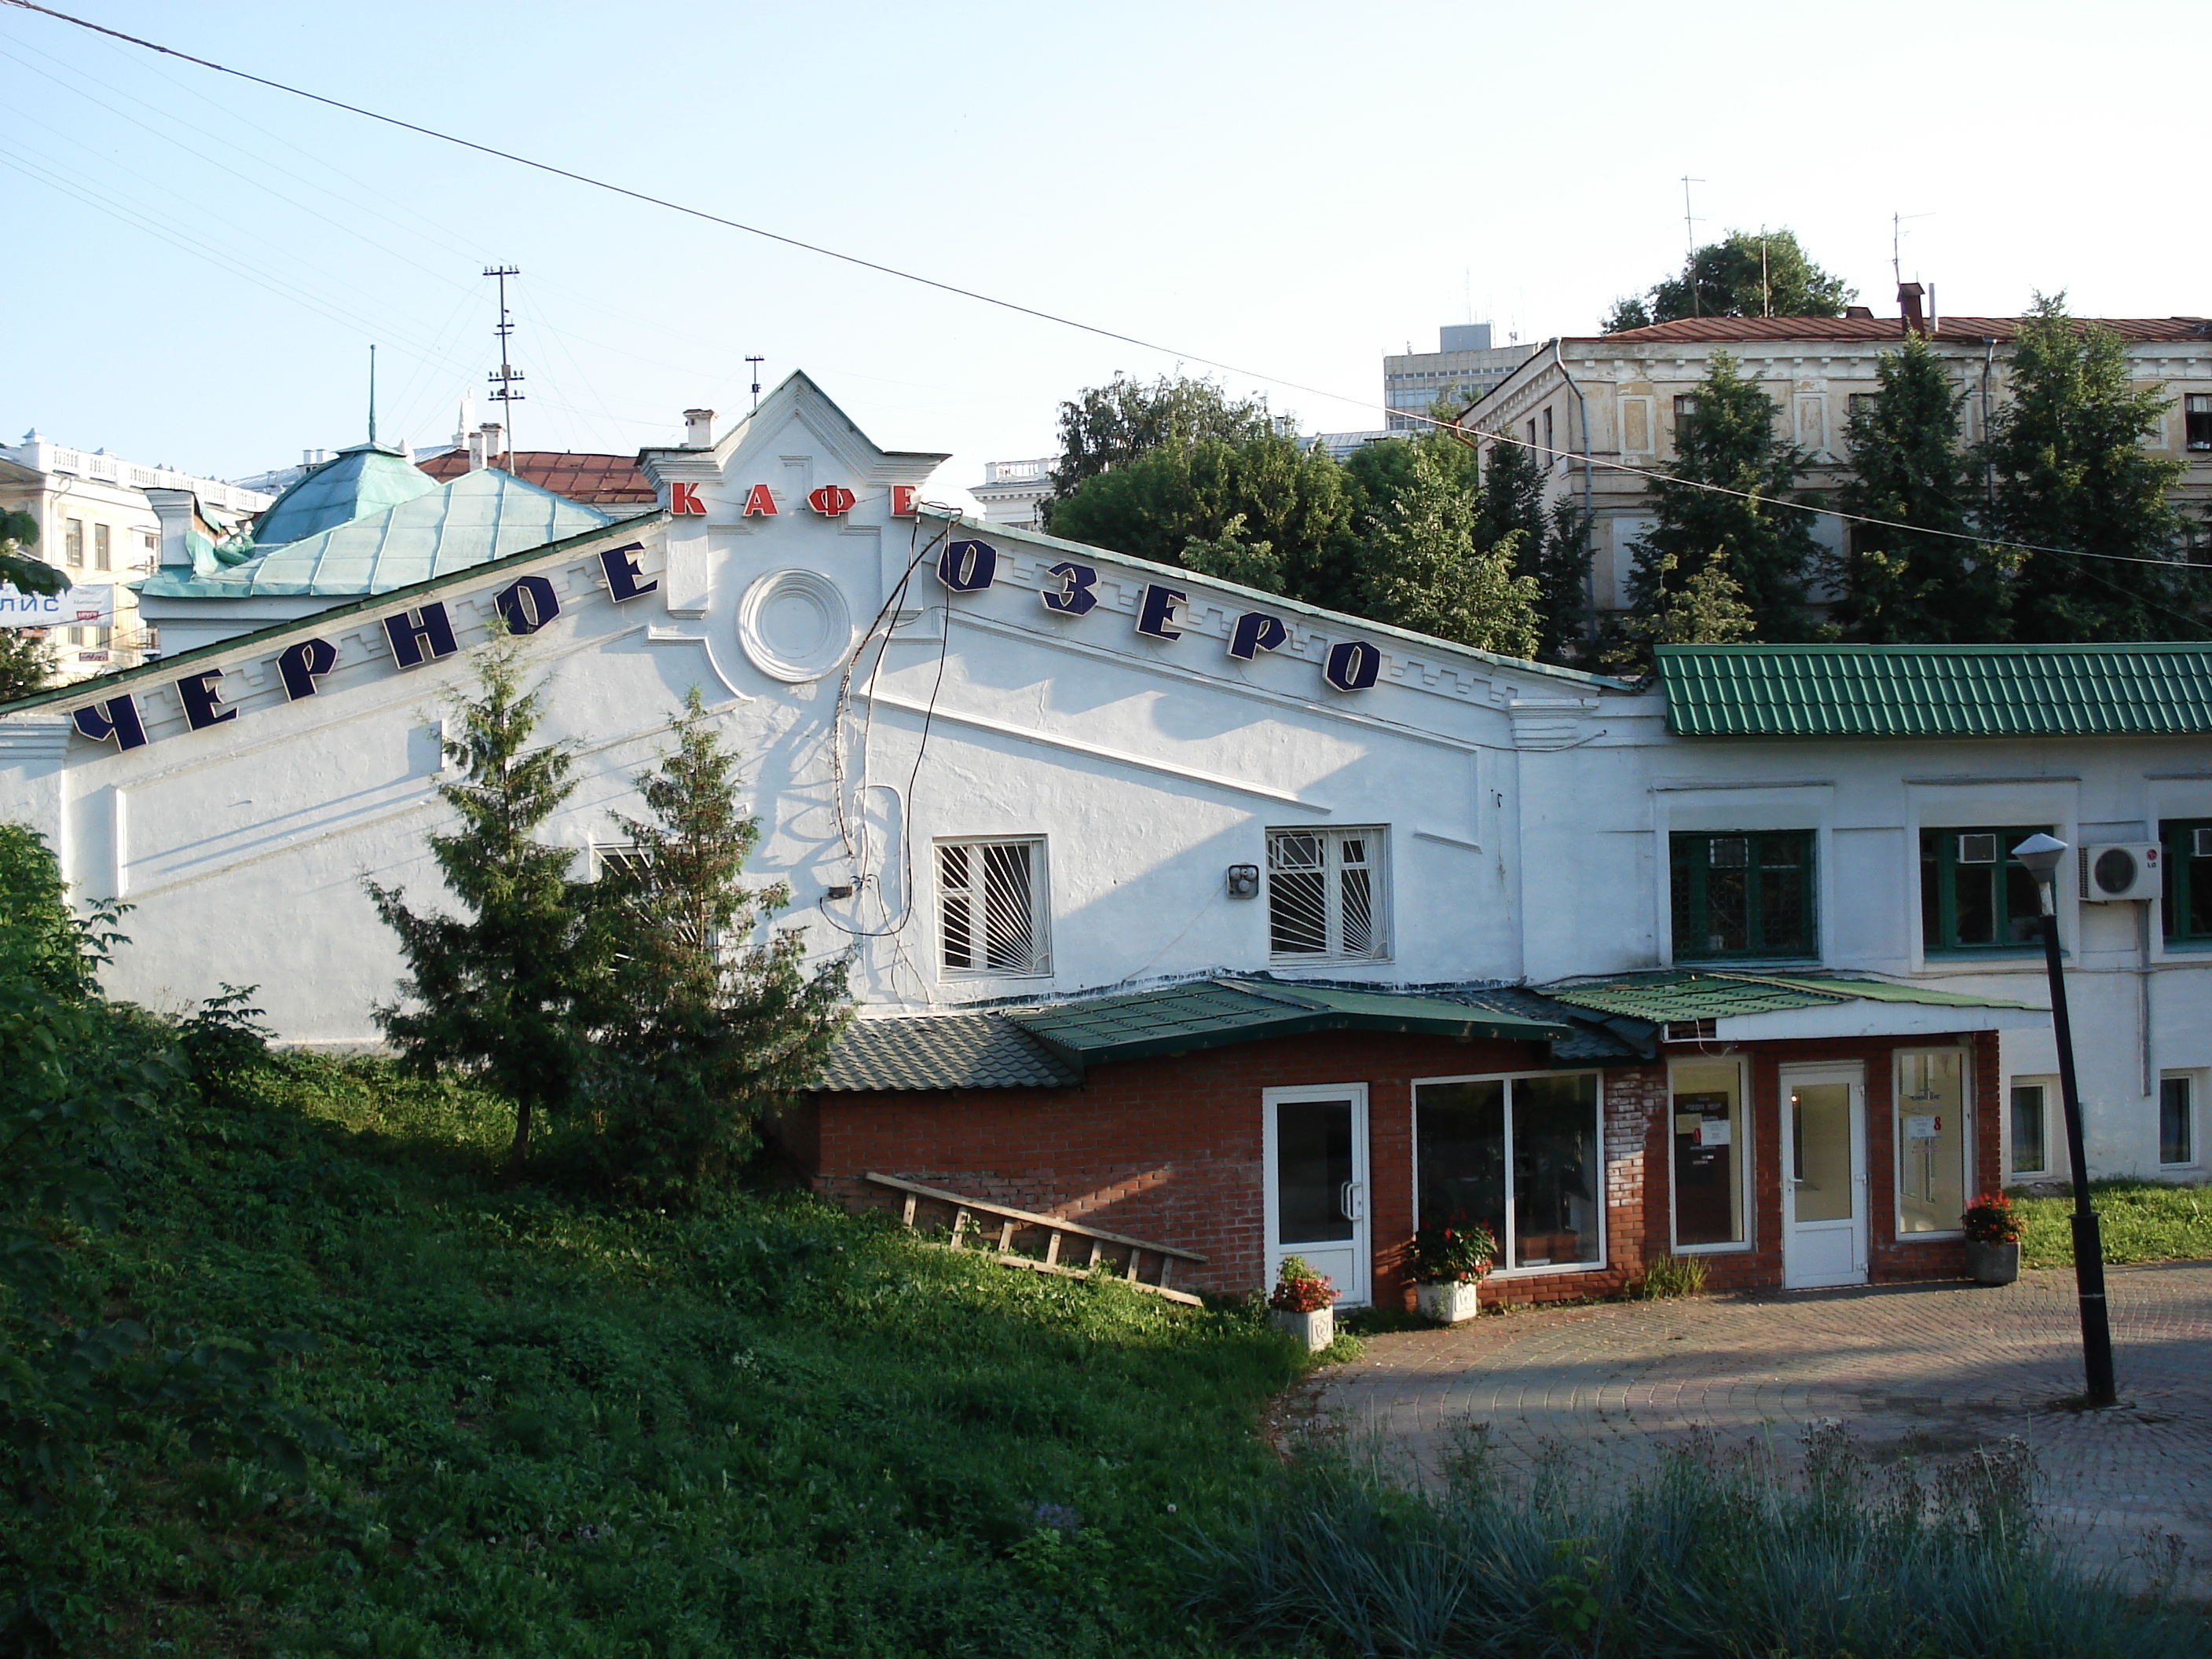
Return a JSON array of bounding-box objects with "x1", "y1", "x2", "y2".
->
[
  {"x1": 1668, "y1": 830, "x2": 1815, "y2": 961},
  {"x1": 1919, "y1": 826, "x2": 2047, "y2": 953},
  {"x1": 2159, "y1": 819, "x2": 2212, "y2": 943}
]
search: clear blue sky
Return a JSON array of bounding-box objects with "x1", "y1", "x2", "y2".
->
[{"x1": 5, "y1": 0, "x2": 2204, "y2": 494}]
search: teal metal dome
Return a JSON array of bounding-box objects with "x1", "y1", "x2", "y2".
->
[{"x1": 252, "y1": 441, "x2": 439, "y2": 548}]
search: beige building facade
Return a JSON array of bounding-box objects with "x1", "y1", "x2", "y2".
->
[{"x1": 1463, "y1": 303, "x2": 2212, "y2": 623}]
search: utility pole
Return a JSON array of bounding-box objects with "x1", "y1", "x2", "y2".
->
[
  {"x1": 483, "y1": 266, "x2": 524, "y2": 467},
  {"x1": 368, "y1": 343, "x2": 378, "y2": 445},
  {"x1": 745, "y1": 355, "x2": 765, "y2": 412},
  {"x1": 1680, "y1": 176, "x2": 1705, "y2": 316}
]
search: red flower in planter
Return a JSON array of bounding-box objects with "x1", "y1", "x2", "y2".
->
[
  {"x1": 1269, "y1": 1255, "x2": 1336, "y2": 1313},
  {"x1": 1961, "y1": 1192, "x2": 2024, "y2": 1243}
]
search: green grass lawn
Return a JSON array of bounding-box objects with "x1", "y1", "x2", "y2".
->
[
  {"x1": 11, "y1": 1054, "x2": 1307, "y2": 1657},
  {"x1": 2014, "y1": 1180, "x2": 2212, "y2": 1269}
]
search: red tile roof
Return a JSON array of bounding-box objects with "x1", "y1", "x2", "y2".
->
[
  {"x1": 418, "y1": 450, "x2": 657, "y2": 504},
  {"x1": 1582, "y1": 315, "x2": 2212, "y2": 346}
]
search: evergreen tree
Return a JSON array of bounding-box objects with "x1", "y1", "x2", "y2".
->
[
  {"x1": 1359, "y1": 445, "x2": 1540, "y2": 658},
  {"x1": 1833, "y1": 332, "x2": 2011, "y2": 642},
  {"x1": 1626, "y1": 352, "x2": 1822, "y2": 641},
  {"x1": 0, "y1": 629, "x2": 55, "y2": 703},
  {"x1": 1598, "y1": 551, "x2": 1758, "y2": 674},
  {"x1": 1605, "y1": 229, "x2": 1855, "y2": 331},
  {"x1": 1, "y1": 507, "x2": 64, "y2": 602},
  {"x1": 1474, "y1": 438, "x2": 1590, "y2": 665},
  {"x1": 368, "y1": 638, "x2": 599, "y2": 1178},
  {"x1": 1047, "y1": 372, "x2": 1273, "y2": 503},
  {"x1": 1983, "y1": 295, "x2": 2190, "y2": 641},
  {"x1": 577, "y1": 690, "x2": 851, "y2": 1194}
]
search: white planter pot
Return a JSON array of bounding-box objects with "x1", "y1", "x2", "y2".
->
[
  {"x1": 1271, "y1": 1306, "x2": 1335, "y2": 1351},
  {"x1": 1415, "y1": 1280, "x2": 1483, "y2": 1324}
]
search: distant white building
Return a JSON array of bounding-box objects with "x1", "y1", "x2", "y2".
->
[
  {"x1": 970, "y1": 457, "x2": 1052, "y2": 529},
  {"x1": 0, "y1": 431, "x2": 272, "y2": 682},
  {"x1": 1304, "y1": 429, "x2": 1404, "y2": 463},
  {"x1": 1385, "y1": 324, "x2": 1539, "y2": 431}
]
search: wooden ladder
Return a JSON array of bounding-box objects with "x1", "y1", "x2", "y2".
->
[{"x1": 864, "y1": 1172, "x2": 1208, "y2": 1306}]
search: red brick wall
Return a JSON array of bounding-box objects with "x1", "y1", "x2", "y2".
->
[
  {"x1": 815, "y1": 1030, "x2": 1553, "y2": 1299},
  {"x1": 812, "y1": 1027, "x2": 2002, "y2": 1306}
]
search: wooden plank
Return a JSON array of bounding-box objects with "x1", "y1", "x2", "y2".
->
[
  {"x1": 981, "y1": 1249, "x2": 1203, "y2": 1307},
  {"x1": 863, "y1": 1172, "x2": 1207, "y2": 1262},
  {"x1": 997, "y1": 1218, "x2": 1016, "y2": 1252},
  {"x1": 1156, "y1": 1257, "x2": 1174, "y2": 1290},
  {"x1": 1086, "y1": 1239, "x2": 1103, "y2": 1269},
  {"x1": 901, "y1": 1194, "x2": 917, "y2": 1228},
  {"x1": 1124, "y1": 1249, "x2": 1143, "y2": 1283},
  {"x1": 1043, "y1": 1231, "x2": 1062, "y2": 1269},
  {"x1": 951, "y1": 1207, "x2": 970, "y2": 1247}
]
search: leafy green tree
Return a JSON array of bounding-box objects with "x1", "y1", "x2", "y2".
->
[
  {"x1": 1476, "y1": 439, "x2": 1591, "y2": 665},
  {"x1": 368, "y1": 638, "x2": 600, "y2": 1178},
  {"x1": 1359, "y1": 445, "x2": 1540, "y2": 657},
  {"x1": 1833, "y1": 332, "x2": 2012, "y2": 642},
  {"x1": 1180, "y1": 513, "x2": 1288, "y2": 595},
  {"x1": 574, "y1": 690, "x2": 852, "y2": 1195},
  {"x1": 1047, "y1": 431, "x2": 1356, "y2": 606},
  {"x1": 1046, "y1": 372, "x2": 1273, "y2": 504},
  {"x1": 1605, "y1": 229, "x2": 1855, "y2": 331},
  {"x1": 1598, "y1": 551, "x2": 1758, "y2": 674},
  {"x1": 0, "y1": 508, "x2": 64, "y2": 602},
  {"x1": 1625, "y1": 352, "x2": 1822, "y2": 640},
  {"x1": 0, "y1": 631, "x2": 54, "y2": 704},
  {"x1": 1982, "y1": 295, "x2": 2191, "y2": 641}
]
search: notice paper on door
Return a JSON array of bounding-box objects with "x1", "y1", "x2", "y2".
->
[
  {"x1": 1905, "y1": 1114, "x2": 1940, "y2": 1141},
  {"x1": 1697, "y1": 1119, "x2": 1731, "y2": 1147}
]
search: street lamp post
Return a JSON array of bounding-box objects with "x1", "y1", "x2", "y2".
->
[{"x1": 2010, "y1": 833, "x2": 2118, "y2": 1408}]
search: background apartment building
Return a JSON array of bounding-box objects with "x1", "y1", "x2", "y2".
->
[{"x1": 1385, "y1": 323, "x2": 1540, "y2": 430}]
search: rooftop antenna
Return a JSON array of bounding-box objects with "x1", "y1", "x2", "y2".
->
[
  {"x1": 483, "y1": 265, "x2": 524, "y2": 467},
  {"x1": 1759, "y1": 225, "x2": 1770, "y2": 317},
  {"x1": 367, "y1": 342, "x2": 377, "y2": 445},
  {"x1": 745, "y1": 355, "x2": 765, "y2": 412},
  {"x1": 1680, "y1": 175, "x2": 1705, "y2": 315},
  {"x1": 1891, "y1": 211, "x2": 1932, "y2": 289}
]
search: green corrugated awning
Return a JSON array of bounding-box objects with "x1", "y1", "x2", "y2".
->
[
  {"x1": 1657, "y1": 643, "x2": 2212, "y2": 738},
  {"x1": 815, "y1": 1013, "x2": 1079, "y2": 1092},
  {"x1": 1540, "y1": 969, "x2": 2041, "y2": 1030},
  {"x1": 1006, "y1": 977, "x2": 1569, "y2": 1066}
]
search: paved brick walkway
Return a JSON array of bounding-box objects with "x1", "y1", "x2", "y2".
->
[{"x1": 1319, "y1": 1262, "x2": 2212, "y2": 1591}]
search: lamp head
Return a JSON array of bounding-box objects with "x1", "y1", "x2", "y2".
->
[{"x1": 2011, "y1": 832, "x2": 2067, "y2": 882}]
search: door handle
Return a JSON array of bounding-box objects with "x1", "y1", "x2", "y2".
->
[{"x1": 1339, "y1": 1180, "x2": 1363, "y2": 1221}]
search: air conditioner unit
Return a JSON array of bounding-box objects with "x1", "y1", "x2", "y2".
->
[{"x1": 2080, "y1": 843, "x2": 2163, "y2": 902}]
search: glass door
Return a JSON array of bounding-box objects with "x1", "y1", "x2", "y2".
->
[
  {"x1": 1263, "y1": 1086, "x2": 1369, "y2": 1307},
  {"x1": 1781, "y1": 1064, "x2": 1866, "y2": 1288}
]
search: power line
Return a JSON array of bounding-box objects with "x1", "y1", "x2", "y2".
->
[{"x1": 4, "y1": 0, "x2": 2204, "y2": 580}]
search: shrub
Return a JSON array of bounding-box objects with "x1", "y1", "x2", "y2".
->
[
  {"x1": 1408, "y1": 1210, "x2": 1496, "y2": 1285},
  {"x1": 1269, "y1": 1255, "x2": 1335, "y2": 1313},
  {"x1": 1633, "y1": 1254, "x2": 1707, "y2": 1298},
  {"x1": 1186, "y1": 1421, "x2": 2207, "y2": 1657}
]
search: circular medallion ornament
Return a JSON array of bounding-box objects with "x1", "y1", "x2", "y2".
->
[{"x1": 737, "y1": 568, "x2": 853, "y2": 683}]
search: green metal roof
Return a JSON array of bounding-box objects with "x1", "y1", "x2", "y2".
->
[
  {"x1": 250, "y1": 442, "x2": 441, "y2": 548},
  {"x1": 1007, "y1": 977, "x2": 1568, "y2": 1066},
  {"x1": 1539, "y1": 970, "x2": 2038, "y2": 1026},
  {"x1": 1657, "y1": 643, "x2": 2212, "y2": 738},
  {"x1": 142, "y1": 467, "x2": 624, "y2": 599},
  {"x1": 815, "y1": 1014, "x2": 1079, "y2": 1092}
]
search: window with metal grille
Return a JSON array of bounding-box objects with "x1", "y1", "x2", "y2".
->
[
  {"x1": 1668, "y1": 830, "x2": 1815, "y2": 961},
  {"x1": 2187, "y1": 394, "x2": 2212, "y2": 452},
  {"x1": 1919, "y1": 825, "x2": 2047, "y2": 952},
  {"x1": 1267, "y1": 826, "x2": 1386, "y2": 961},
  {"x1": 938, "y1": 837, "x2": 1049, "y2": 977},
  {"x1": 2160, "y1": 819, "x2": 2212, "y2": 943},
  {"x1": 591, "y1": 843, "x2": 719, "y2": 951}
]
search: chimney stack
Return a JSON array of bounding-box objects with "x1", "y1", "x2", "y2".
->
[
  {"x1": 1898, "y1": 281, "x2": 1927, "y2": 336},
  {"x1": 684, "y1": 408, "x2": 716, "y2": 449},
  {"x1": 476, "y1": 422, "x2": 504, "y2": 471}
]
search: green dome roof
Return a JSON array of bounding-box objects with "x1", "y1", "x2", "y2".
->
[{"x1": 253, "y1": 441, "x2": 439, "y2": 548}]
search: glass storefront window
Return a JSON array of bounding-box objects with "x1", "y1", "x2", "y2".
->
[
  {"x1": 1415, "y1": 1073, "x2": 1600, "y2": 1270},
  {"x1": 1670, "y1": 1060, "x2": 1745, "y2": 1247},
  {"x1": 1896, "y1": 1049, "x2": 1966, "y2": 1234}
]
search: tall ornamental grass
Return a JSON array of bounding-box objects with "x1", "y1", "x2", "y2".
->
[{"x1": 1186, "y1": 1419, "x2": 2205, "y2": 1658}]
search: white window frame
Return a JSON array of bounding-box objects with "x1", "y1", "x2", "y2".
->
[
  {"x1": 2158, "y1": 1070, "x2": 2203, "y2": 1170},
  {"x1": 1265, "y1": 824, "x2": 1390, "y2": 965},
  {"x1": 935, "y1": 834, "x2": 1051, "y2": 980},
  {"x1": 2007, "y1": 1074, "x2": 2056, "y2": 1180},
  {"x1": 1667, "y1": 1054, "x2": 1755, "y2": 1256},
  {"x1": 1894, "y1": 1046, "x2": 1973, "y2": 1242},
  {"x1": 1412, "y1": 1068, "x2": 1607, "y2": 1276}
]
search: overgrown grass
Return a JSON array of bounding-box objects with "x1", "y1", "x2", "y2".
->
[
  {"x1": 9, "y1": 1052, "x2": 1311, "y2": 1656},
  {"x1": 2015, "y1": 1179, "x2": 2212, "y2": 1269},
  {"x1": 1187, "y1": 1421, "x2": 2208, "y2": 1657}
]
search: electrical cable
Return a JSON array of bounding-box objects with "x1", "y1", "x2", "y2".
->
[{"x1": 4, "y1": 0, "x2": 2203, "y2": 580}]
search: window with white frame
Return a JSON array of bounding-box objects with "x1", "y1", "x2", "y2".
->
[
  {"x1": 1267, "y1": 826, "x2": 1387, "y2": 961},
  {"x1": 2159, "y1": 1074, "x2": 2198, "y2": 1168},
  {"x1": 938, "y1": 837, "x2": 1049, "y2": 977},
  {"x1": 2009, "y1": 1077, "x2": 2054, "y2": 1178},
  {"x1": 1415, "y1": 1071, "x2": 1602, "y2": 1271},
  {"x1": 1670, "y1": 1057, "x2": 1749, "y2": 1249}
]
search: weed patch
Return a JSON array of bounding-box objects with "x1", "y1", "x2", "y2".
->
[{"x1": 2014, "y1": 1180, "x2": 2212, "y2": 1269}]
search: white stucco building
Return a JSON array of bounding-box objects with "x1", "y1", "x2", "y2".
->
[{"x1": 2, "y1": 373, "x2": 2207, "y2": 1264}]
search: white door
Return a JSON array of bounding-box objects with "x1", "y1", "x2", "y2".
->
[
  {"x1": 1781, "y1": 1065, "x2": 1867, "y2": 1289},
  {"x1": 1263, "y1": 1085, "x2": 1370, "y2": 1308}
]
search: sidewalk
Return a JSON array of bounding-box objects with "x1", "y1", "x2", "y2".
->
[{"x1": 1317, "y1": 1262, "x2": 2212, "y2": 1591}]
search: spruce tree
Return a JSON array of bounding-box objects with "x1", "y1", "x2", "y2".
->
[
  {"x1": 1359, "y1": 445, "x2": 1540, "y2": 658},
  {"x1": 580, "y1": 689, "x2": 852, "y2": 1193},
  {"x1": 368, "y1": 637, "x2": 597, "y2": 1177},
  {"x1": 0, "y1": 629, "x2": 55, "y2": 703},
  {"x1": 1983, "y1": 295, "x2": 2190, "y2": 641},
  {"x1": 1834, "y1": 332, "x2": 2012, "y2": 642},
  {"x1": 1626, "y1": 352, "x2": 1822, "y2": 641}
]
